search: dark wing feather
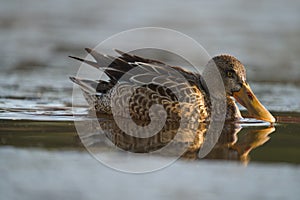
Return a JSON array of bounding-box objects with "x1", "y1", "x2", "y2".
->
[
  {"x1": 68, "y1": 56, "x2": 99, "y2": 69},
  {"x1": 114, "y1": 49, "x2": 165, "y2": 65},
  {"x1": 114, "y1": 49, "x2": 203, "y2": 88},
  {"x1": 69, "y1": 48, "x2": 205, "y2": 91},
  {"x1": 69, "y1": 76, "x2": 114, "y2": 94}
]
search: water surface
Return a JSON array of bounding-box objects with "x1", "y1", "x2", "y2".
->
[{"x1": 1, "y1": 0, "x2": 300, "y2": 199}]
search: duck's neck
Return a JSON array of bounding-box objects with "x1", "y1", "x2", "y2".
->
[{"x1": 226, "y1": 96, "x2": 243, "y2": 121}]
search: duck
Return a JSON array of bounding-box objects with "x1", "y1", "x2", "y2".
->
[{"x1": 69, "y1": 48, "x2": 275, "y2": 123}]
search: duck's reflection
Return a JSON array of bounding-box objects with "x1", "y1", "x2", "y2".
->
[
  {"x1": 204, "y1": 125, "x2": 275, "y2": 164},
  {"x1": 79, "y1": 115, "x2": 275, "y2": 164}
]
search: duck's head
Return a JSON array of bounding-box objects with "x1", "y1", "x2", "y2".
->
[{"x1": 210, "y1": 54, "x2": 275, "y2": 123}]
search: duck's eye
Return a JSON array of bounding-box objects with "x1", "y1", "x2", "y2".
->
[{"x1": 227, "y1": 71, "x2": 233, "y2": 77}]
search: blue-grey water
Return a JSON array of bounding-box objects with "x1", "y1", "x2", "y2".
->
[{"x1": 0, "y1": 0, "x2": 300, "y2": 199}]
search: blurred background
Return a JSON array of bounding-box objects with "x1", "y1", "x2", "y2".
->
[{"x1": 1, "y1": 1, "x2": 300, "y2": 199}]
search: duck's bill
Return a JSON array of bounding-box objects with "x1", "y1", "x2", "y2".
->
[{"x1": 233, "y1": 82, "x2": 276, "y2": 123}]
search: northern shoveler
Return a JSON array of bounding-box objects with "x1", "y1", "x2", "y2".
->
[{"x1": 70, "y1": 48, "x2": 275, "y2": 123}]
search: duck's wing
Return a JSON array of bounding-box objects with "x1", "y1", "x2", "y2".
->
[
  {"x1": 114, "y1": 49, "x2": 202, "y2": 87},
  {"x1": 70, "y1": 48, "x2": 202, "y2": 88}
]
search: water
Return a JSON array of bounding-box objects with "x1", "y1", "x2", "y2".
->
[{"x1": 1, "y1": 0, "x2": 300, "y2": 199}]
